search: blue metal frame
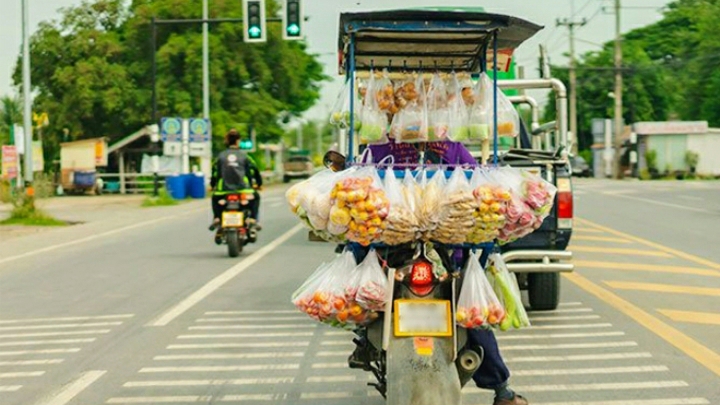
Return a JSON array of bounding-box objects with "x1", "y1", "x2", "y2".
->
[{"x1": 348, "y1": 33, "x2": 356, "y2": 163}]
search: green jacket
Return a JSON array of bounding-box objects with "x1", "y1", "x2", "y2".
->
[{"x1": 210, "y1": 148, "x2": 262, "y2": 195}]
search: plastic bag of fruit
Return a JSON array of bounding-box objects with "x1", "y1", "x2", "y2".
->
[
  {"x1": 492, "y1": 167, "x2": 543, "y2": 244},
  {"x1": 395, "y1": 74, "x2": 428, "y2": 143},
  {"x1": 465, "y1": 73, "x2": 491, "y2": 142},
  {"x1": 446, "y1": 72, "x2": 471, "y2": 141},
  {"x1": 466, "y1": 168, "x2": 510, "y2": 244},
  {"x1": 329, "y1": 78, "x2": 362, "y2": 131},
  {"x1": 292, "y1": 169, "x2": 343, "y2": 232},
  {"x1": 427, "y1": 73, "x2": 450, "y2": 141},
  {"x1": 487, "y1": 79, "x2": 520, "y2": 138},
  {"x1": 359, "y1": 70, "x2": 389, "y2": 145},
  {"x1": 351, "y1": 248, "x2": 390, "y2": 312},
  {"x1": 486, "y1": 253, "x2": 530, "y2": 330},
  {"x1": 380, "y1": 167, "x2": 420, "y2": 245},
  {"x1": 432, "y1": 168, "x2": 475, "y2": 244},
  {"x1": 520, "y1": 170, "x2": 557, "y2": 217},
  {"x1": 456, "y1": 251, "x2": 505, "y2": 329}
]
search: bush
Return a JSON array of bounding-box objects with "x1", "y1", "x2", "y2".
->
[
  {"x1": 142, "y1": 188, "x2": 179, "y2": 207},
  {"x1": 1, "y1": 192, "x2": 65, "y2": 226},
  {"x1": 645, "y1": 150, "x2": 658, "y2": 172}
]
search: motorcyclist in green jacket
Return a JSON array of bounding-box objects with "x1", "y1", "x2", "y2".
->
[{"x1": 209, "y1": 129, "x2": 263, "y2": 234}]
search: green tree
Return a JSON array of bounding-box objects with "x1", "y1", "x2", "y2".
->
[
  {"x1": 14, "y1": 0, "x2": 327, "y2": 161},
  {"x1": 0, "y1": 96, "x2": 22, "y2": 146}
]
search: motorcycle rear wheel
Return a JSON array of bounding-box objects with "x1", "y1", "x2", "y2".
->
[{"x1": 226, "y1": 231, "x2": 242, "y2": 257}]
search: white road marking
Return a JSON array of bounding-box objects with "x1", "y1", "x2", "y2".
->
[
  {"x1": 502, "y1": 341, "x2": 637, "y2": 350},
  {"x1": 177, "y1": 332, "x2": 314, "y2": 339},
  {"x1": 311, "y1": 362, "x2": 347, "y2": 369},
  {"x1": 323, "y1": 330, "x2": 351, "y2": 336},
  {"x1": 0, "y1": 348, "x2": 81, "y2": 356},
  {"x1": 529, "y1": 323, "x2": 613, "y2": 330},
  {"x1": 320, "y1": 340, "x2": 353, "y2": 346},
  {"x1": 599, "y1": 191, "x2": 714, "y2": 214},
  {"x1": 497, "y1": 331, "x2": 625, "y2": 340},
  {"x1": 154, "y1": 352, "x2": 305, "y2": 361},
  {"x1": 0, "y1": 322, "x2": 122, "y2": 331},
  {"x1": 306, "y1": 375, "x2": 358, "y2": 383},
  {"x1": 139, "y1": 364, "x2": 300, "y2": 373},
  {"x1": 507, "y1": 381, "x2": 688, "y2": 392},
  {"x1": 529, "y1": 315, "x2": 602, "y2": 321},
  {"x1": 558, "y1": 302, "x2": 583, "y2": 306},
  {"x1": 300, "y1": 392, "x2": 356, "y2": 399},
  {"x1": 0, "y1": 338, "x2": 95, "y2": 347},
  {"x1": 0, "y1": 371, "x2": 45, "y2": 378},
  {"x1": 539, "y1": 308, "x2": 594, "y2": 313},
  {"x1": 0, "y1": 359, "x2": 64, "y2": 365},
  {"x1": 0, "y1": 209, "x2": 203, "y2": 266},
  {"x1": 0, "y1": 315, "x2": 132, "y2": 325},
  {"x1": 149, "y1": 224, "x2": 304, "y2": 327},
  {"x1": 316, "y1": 351, "x2": 350, "y2": 357},
  {"x1": 123, "y1": 377, "x2": 295, "y2": 387},
  {"x1": 167, "y1": 342, "x2": 309, "y2": 349},
  {"x1": 188, "y1": 324, "x2": 314, "y2": 330},
  {"x1": 195, "y1": 316, "x2": 308, "y2": 322},
  {"x1": 0, "y1": 385, "x2": 22, "y2": 392},
  {"x1": 107, "y1": 396, "x2": 207, "y2": 403},
  {"x1": 0, "y1": 330, "x2": 110, "y2": 339},
  {"x1": 512, "y1": 365, "x2": 668, "y2": 376},
  {"x1": 533, "y1": 399, "x2": 709, "y2": 405},
  {"x1": 222, "y1": 394, "x2": 289, "y2": 401},
  {"x1": 505, "y1": 352, "x2": 653, "y2": 363},
  {"x1": 204, "y1": 310, "x2": 297, "y2": 315},
  {"x1": 35, "y1": 370, "x2": 106, "y2": 405}
]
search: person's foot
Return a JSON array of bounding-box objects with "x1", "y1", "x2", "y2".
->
[
  {"x1": 493, "y1": 394, "x2": 528, "y2": 405},
  {"x1": 214, "y1": 230, "x2": 223, "y2": 245},
  {"x1": 246, "y1": 218, "x2": 262, "y2": 231},
  {"x1": 209, "y1": 218, "x2": 220, "y2": 231}
]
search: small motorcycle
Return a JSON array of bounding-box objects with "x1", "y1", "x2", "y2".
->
[{"x1": 216, "y1": 189, "x2": 258, "y2": 257}]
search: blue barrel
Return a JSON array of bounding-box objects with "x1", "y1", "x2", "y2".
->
[
  {"x1": 73, "y1": 171, "x2": 96, "y2": 187},
  {"x1": 188, "y1": 174, "x2": 206, "y2": 199},
  {"x1": 165, "y1": 175, "x2": 187, "y2": 200}
]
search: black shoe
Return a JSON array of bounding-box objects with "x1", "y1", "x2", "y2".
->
[
  {"x1": 214, "y1": 231, "x2": 223, "y2": 245},
  {"x1": 209, "y1": 219, "x2": 220, "y2": 231}
]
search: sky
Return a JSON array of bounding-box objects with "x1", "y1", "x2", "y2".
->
[{"x1": 0, "y1": 0, "x2": 672, "y2": 123}]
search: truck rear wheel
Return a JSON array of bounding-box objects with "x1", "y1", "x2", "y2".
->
[{"x1": 528, "y1": 272, "x2": 560, "y2": 311}]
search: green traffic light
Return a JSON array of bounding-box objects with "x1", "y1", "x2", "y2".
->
[
  {"x1": 248, "y1": 26, "x2": 262, "y2": 38},
  {"x1": 287, "y1": 24, "x2": 300, "y2": 36}
]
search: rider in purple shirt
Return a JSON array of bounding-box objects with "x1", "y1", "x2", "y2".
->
[{"x1": 367, "y1": 138, "x2": 478, "y2": 167}]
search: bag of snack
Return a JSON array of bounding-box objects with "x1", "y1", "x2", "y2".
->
[
  {"x1": 432, "y1": 168, "x2": 475, "y2": 244},
  {"x1": 456, "y1": 251, "x2": 505, "y2": 329},
  {"x1": 486, "y1": 253, "x2": 530, "y2": 330},
  {"x1": 395, "y1": 73, "x2": 428, "y2": 143},
  {"x1": 418, "y1": 170, "x2": 447, "y2": 239},
  {"x1": 380, "y1": 167, "x2": 419, "y2": 245}
]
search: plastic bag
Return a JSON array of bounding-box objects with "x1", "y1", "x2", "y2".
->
[
  {"x1": 375, "y1": 69, "x2": 398, "y2": 114},
  {"x1": 466, "y1": 168, "x2": 510, "y2": 244},
  {"x1": 352, "y1": 249, "x2": 390, "y2": 311},
  {"x1": 292, "y1": 249, "x2": 367, "y2": 329},
  {"x1": 296, "y1": 169, "x2": 343, "y2": 231},
  {"x1": 520, "y1": 170, "x2": 558, "y2": 217},
  {"x1": 489, "y1": 82, "x2": 520, "y2": 138},
  {"x1": 466, "y1": 73, "x2": 491, "y2": 141},
  {"x1": 393, "y1": 74, "x2": 419, "y2": 112},
  {"x1": 395, "y1": 74, "x2": 428, "y2": 143},
  {"x1": 446, "y1": 72, "x2": 470, "y2": 141},
  {"x1": 431, "y1": 169, "x2": 475, "y2": 244},
  {"x1": 329, "y1": 78, "x2": 362, "y2": 131},
  {"x1": 486, "y1": 253, "x2": 530, "y2": 330},
  {"x1": 417, "y1": 170, "x2": 447, "y2": 239},
  {"x1": 359, "y1": 70, "x2": 389, "y2": 145},
  {"x1": 379, "y1": 168, "x2": 420, "y2": 245},
  {"x1": 456, "y1": 251, "x2": 505, "y2": 329},
  {"x1": 330, "y1": 165, "x2": 389, "y2": 246},
  {"x1": 427, "y1": 73, "x2": 450, "y2": 141}
]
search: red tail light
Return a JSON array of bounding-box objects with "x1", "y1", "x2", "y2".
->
[
  {"x1": 227, "y1": 194, "x2": 240, "y2": 202},
  {"x1": 409, "y1": 260, "x2": 435, "y2": 296},
  {"x1": 556, "y1": 178, "x2": 573, "y2": 228}
]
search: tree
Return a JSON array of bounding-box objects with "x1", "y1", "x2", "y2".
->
[
  {"x1": 0, "y1": 96, "x2": 22, "y2": 146},
  {"x1": 13, "y1": 0, "x2": 327, "y2": 162}
]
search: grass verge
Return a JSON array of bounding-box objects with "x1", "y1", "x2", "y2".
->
[
  {"x1": 142, "y1": 189, "x2": 180, "y2": 207},
  {"x1": 1, "y1": 195, "x2": 66, "y2": 226}
]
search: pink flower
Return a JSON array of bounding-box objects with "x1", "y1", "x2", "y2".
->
[
  {"x1": 518, "y1": 212, "x2": 534, "y2": 227},
  {"x1": 505, "y1": 201, "x2": 524, "y2": 221}
]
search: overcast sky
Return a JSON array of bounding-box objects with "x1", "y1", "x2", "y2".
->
[{"x1": 1, "y1": 0, "x2": 671, "y2": 122}]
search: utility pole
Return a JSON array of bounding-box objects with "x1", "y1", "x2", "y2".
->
[
  {"x1": 201, "y1": 0, "x2": 212, "y2": 185},
  {"x1": 613, "y1": 0, "x2": 624, "y2": 179},
  {"x1": 21, "y1": 0, "x2": 33, "y2": 190},
  {"x1": 557, "y1": 6, "x2": 587, "y2": 157}
]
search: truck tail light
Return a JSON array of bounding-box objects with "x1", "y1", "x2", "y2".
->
[
  {"x1": 408, "y1": 260, "x2": 435, "y2": 296},
  {"x1": 556, "y1": 177, "x2": 573, "y2": 229}
]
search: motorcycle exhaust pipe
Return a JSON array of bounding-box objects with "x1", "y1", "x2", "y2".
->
[{"x1": 455, "y1": 347, "x2": 483, "y2": 388}]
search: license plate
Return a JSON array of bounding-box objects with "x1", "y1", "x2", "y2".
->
[
  {"x1": 222, "y1": 212, "x2": 244, "y2": 228},
  {"x1": 394, "y1": 299, "x2": 452, "y2": 337}
]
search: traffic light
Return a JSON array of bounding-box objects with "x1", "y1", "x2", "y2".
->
[
  {"x1": 239, "y1": 139, "x2": 254, "y2": 150},
  {"x1": 243, "y1": 0, "x2": 266, "y2": 43},
  {"x1": 282, "y1": 0, "x2": 303, "y2": 40}
]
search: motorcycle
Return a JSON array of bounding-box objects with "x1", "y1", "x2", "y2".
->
[
  {"x1": 343, "y1": 243, "x2": 484, "y2": 405},
  {"x1": 216, "y1": 189, "x2": 259, "y2": 257}
]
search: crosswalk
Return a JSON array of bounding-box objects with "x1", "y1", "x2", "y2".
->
[
  {"x1": 0, "y1": 313, "x2": 133, "y2": 397},
  {"x1": 102, "y1": 305, "x2": 709, "y2": 405}
]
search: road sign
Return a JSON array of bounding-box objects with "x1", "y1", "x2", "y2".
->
[
  {"x1": 189, "y1": 118, "x2": 211, "y2": 143},
  {"x1": 1, "y1": 145, "x2": 18, "y2": 179},
  {"x1": 189, "y1": 142, "x2": 211, "y2": 157},
  {"x1": 160, "y1": 117, "x2": 183, "y2": 142},
  {"x1": 163, "y1": 141, "x2": 183, "y2": 157}
]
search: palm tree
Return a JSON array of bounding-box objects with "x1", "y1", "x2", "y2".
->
[{"x1": 0, "y1": 96, "x2": 22, "y2": 145}]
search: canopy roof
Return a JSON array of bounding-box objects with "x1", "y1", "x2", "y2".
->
[{"x1": 338, "y1": 8, "x2": 543, "y2": 73}]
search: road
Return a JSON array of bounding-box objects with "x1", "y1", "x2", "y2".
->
[{"x1": 0, "y1": 179, "x2": 718, "y2": 405}]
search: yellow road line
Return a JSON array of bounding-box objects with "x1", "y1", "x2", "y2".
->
[
  {"x1": 605, "y1": 281, "x2": 720, "y2": 297},
  {"x1": 563, "y1": 272, "x2": 720, "y2": 378},
  {"x1": 572, "y1": 227, "x2": 604, "y2": 233},
  {"x1": 571, "y1": 246, "x2": 672, "y2": 258},
  {"x1": 571, "y1": 236, "x2": 633, "y2": 244},
  {"x1": 574, "y1": 260, "x2": 720, "y2": 278},
  {"x1": 576, "y1": 218, "x2": 720, "y2": 271},
  {"x1": 658, "y1": 309, "x2": 720, "y2": 326}
]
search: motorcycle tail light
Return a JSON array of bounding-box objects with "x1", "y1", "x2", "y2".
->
[
  {"x1": 408, "y1": 260, "x2": 435, "y2": 296},
  {"x1": 228, "y1": 194, "x2": 240, "y2": 202}
]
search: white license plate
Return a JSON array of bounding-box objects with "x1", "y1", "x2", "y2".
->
[
  {"x1": 222, "y1": 212, "x2": 244, "y2": 227},
  {"x1": 394, "y1": 299, "x2": 452, "y2": 337}
]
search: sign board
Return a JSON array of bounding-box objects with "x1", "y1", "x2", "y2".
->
[
  {"x1": 163, "y1": 141, "x2": 183, "y2": 157},
  {"x1": 485, "y1": 49, "x2": 514, "y2": 73},
  {"x1": 94, "y1": 139, "x2": 108, "y2": 166},
  {"x1": 32, "y1": 141, "x2": 44, "y2": 172},
  {"x1": 633, "y1": 121, "x2": 708, "y2": 135},
  {"x1": 189, "y1": 118, "x2": 211, "y2": 143},
  {"x1": 189, "y1": 142, "x2": 211, "y2": 157},
  {"x1": 160, "y1": 117, "x2": 183, "y2": 142},
  {"x1": 13, "y1": 124, "x2": 24, "y2": 155},
  {"x1": 1, "y1": 145, "x2": 18, "y2": 179}
]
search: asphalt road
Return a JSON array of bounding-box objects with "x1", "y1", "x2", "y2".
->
[{"x1": 0, "y1": 179, "x2": 718, "y2": 405}]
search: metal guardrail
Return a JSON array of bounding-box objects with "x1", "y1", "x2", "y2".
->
[{"x1": 97, "y1": 172, "x2": 166, "y2": 194}]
